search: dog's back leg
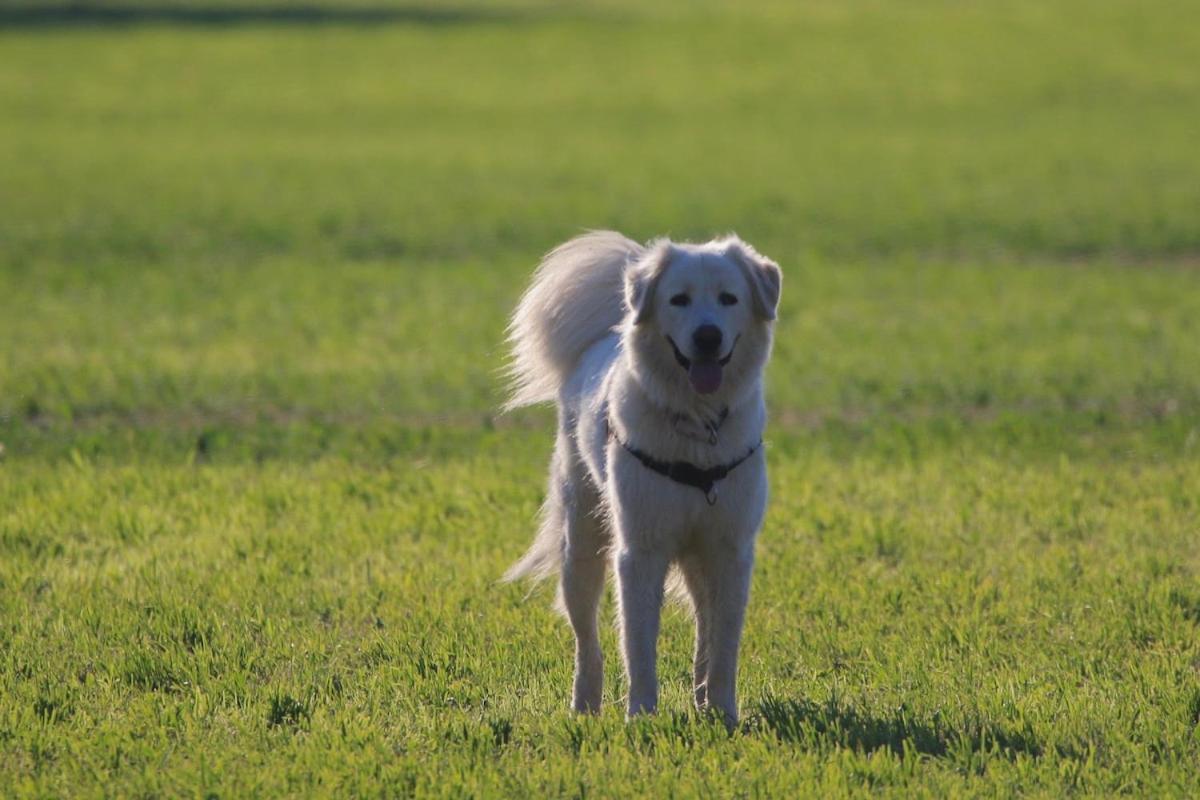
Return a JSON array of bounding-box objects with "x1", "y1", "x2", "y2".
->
[
  {"x1": 678, "y1": 553, "x2": 713, "y2": 712},
  {"x1": 559, "y1": 448, "x2": 608, "y2": 713},
  {"x1": 549, "y1": 429, "x2": 614, "y2": 714}
]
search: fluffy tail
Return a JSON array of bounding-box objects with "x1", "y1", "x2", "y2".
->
[
  {"x1": 504, "y1": 231, "x2": 643, "y2": 410},
  {"x1": 502, "y1": 445, "x2": 570, "y2": 585},
  {"x1": 502, "y1": 232, "x2": 640, "y2": 587}
]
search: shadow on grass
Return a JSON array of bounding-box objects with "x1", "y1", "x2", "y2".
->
[
  {"x1": 0, "y1": 3, "x2": 533, "y2": 29},
  {"x1": 748, "y1": 695, "x2": 1043, "y2": 761}
]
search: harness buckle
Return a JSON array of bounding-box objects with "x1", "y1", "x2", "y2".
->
[{"x1": 705, "y1": 486, "x2": 718, "y2": 506}]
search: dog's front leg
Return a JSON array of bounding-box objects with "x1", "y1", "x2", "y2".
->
[
  {"x1": 615, "y1": 547, "x2": 669, "y2": 717},
  {"x1": 703, "y1": 544, "x2": 754, "y2": 728}
]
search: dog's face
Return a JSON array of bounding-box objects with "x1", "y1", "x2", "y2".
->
[{"x1": 625, "y1": 237, "x2": 781, "y2": 399}]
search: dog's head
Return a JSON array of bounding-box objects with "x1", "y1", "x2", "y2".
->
[{"x1": 623, "y1": 236, "x2": 781, "y2": 403}]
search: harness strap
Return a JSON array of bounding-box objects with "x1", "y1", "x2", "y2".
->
[{"x1": 608, "y1": 418, "x2": 761, "y2": 505}]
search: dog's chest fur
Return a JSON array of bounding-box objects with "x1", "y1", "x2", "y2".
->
[{"x1": 571, "y1": 335, "x2": 768, "y2": 549}]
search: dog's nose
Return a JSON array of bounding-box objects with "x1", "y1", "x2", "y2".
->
[{"x1": 692, "y1": 324, "x2": 723, "y2": 356}]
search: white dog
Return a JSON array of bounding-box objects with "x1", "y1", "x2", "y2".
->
[{"x1": 503, "y1": 231, "x2": 781, "y2": 726}]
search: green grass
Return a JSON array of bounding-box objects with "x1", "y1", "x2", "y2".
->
[{"x1": 2, "y1": 1, "x2": 1199, "y2": 795}]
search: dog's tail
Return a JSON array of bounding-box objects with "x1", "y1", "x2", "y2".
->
[
  {"x1": 503, "y1": 231, "x2": 643, "y2": 410},
  {"x1": 502, "y1": 445, "x2": 570, "y2": 586}
]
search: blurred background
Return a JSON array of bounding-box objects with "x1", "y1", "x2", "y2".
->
[{"x1": 3, "y1": 0, "x2": 1197, "y2": 447}]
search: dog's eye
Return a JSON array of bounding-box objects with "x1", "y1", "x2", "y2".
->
[
  {"x1": 719, "y1": 292, "x2": 738, "y2": 306},
  {"x1": 669, "y1": 294, "x2": 691, "y2": 307}
]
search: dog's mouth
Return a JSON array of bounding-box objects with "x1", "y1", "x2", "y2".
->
[{"x1": 666, "y1": 335, "x2": 738, "y2": 395}]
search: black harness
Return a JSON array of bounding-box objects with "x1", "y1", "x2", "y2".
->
[{"x1": 608, "y1": 412, "x2": 762, "y2": 505}]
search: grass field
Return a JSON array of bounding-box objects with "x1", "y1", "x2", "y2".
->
[{"x1": 2, "y1": 0, "x2": 1200, "y2": 795}]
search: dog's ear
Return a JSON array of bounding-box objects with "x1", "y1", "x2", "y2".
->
[
  {"x1": 625, "y1": 242, "x2": 673, "y2": 325},
  {"x1": 726, "y1": 238, "x2": 782, "y2": 321}
]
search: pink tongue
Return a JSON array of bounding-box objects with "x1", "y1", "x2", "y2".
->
[{"x1": 688, "y1": 362, "x2": 723, "y2": 394}]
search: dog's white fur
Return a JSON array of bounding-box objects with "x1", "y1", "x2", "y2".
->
[{"x1": 504, "y1": 231, "x2": 781, "y2": 725}]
